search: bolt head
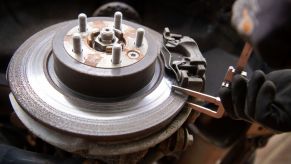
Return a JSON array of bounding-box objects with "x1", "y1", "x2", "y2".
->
[{"x1": 100, "y1": 28, "x2": 115, "y2": 44}]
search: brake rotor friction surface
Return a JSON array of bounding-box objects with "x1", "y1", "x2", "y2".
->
[{"x1": 8, "y1": 18, "x2": 187, "y2": 142}]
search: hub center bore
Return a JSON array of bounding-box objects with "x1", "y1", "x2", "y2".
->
[
  {"x1": 53, "y1": 13, "x2": 158, "y2": 97},
  {"x1": 63, "y1": 15, "x2": 148, "y2": 69}
]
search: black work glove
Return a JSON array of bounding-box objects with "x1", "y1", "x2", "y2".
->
[{"x1": 219, "y1": 69, "x2": 291, "y2": 132}]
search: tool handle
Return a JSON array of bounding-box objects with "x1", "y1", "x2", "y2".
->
[
  {"x1": 222, "y1": 43, "x2": 253, "y2": 87},
  {"x1": 236, "y1": 42, "x2": 253, "y2": 72}
]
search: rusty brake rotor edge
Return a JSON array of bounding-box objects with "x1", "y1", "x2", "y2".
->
[{"x1": 8, "y1": 18, "x2": 188, "y2": 142}]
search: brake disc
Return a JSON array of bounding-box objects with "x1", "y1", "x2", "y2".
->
[{"x1": 8, "y1": 13, "x2": 189, "y2": 156}]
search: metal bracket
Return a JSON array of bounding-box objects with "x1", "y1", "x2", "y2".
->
[
  {"x1": 160, "y1": 28, "x2": 224, "y2": 118},
  {"x1": 160, "y1": 27, "x2": 206, "y2": 91}
]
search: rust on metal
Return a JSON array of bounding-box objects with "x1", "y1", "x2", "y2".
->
[
  {"x1": 84, "y1": 54, "x2": 103, "y2": 67},
  {"x1": 123, "y1": 26, "x2": 137, "y2": 38},
  {"x1": 63, "y1": 20, "x2": 148, "y2": 68}
]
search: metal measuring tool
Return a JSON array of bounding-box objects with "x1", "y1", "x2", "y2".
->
[{"x1": 172, "y1": 43, "x2": 253, "y2": 118}]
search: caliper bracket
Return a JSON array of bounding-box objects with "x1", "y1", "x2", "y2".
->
[{"x1": 160, "y1": 27, "x2": 206, "y2": 91}]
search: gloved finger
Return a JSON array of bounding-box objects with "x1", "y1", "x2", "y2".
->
[
  {"x1": 255, "y1": 80, "x2": 276, "y2": 125},
  {"x1": 219, "y1": 87, "x2": 237, "y2": 119},
  {"x1": 246, "y1": 70, "x2": 266, "y2": 120},
  {"x1": 267, "y1": 69, "x2": 291, "y2": 86},
  {"x1": 232, "y1": 74, "x2": 248, "y2": 120}
]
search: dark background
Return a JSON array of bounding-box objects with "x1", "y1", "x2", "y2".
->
[
  {"x1": 0, "y1": 0, "x2": 260, "y2": 95},
  {"x1": 0, "y1": 0, "x2": 242, "y2": 66}
]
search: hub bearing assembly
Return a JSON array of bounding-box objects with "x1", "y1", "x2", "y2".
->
[{"x1": 8, "y1": 12, "x2": 205, "y2": 162}]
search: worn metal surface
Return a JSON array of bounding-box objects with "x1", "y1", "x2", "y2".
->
[
  {"x1": 10, "y1": 93, "x2": 191, "y2": 156},
  {"x1": 54, "y1": 18, "x2": 157, "y2": 97},
  {"x1": 8, "y1": 19, "x2": 187, "y2": 142},
  {"x1": 64, "y1": 20, "x2": 148, "y2": 68}
]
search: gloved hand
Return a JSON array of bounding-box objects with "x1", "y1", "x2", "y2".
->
[{"x1": 219, "y1": 69, "x2": 291, "y2": 132}]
